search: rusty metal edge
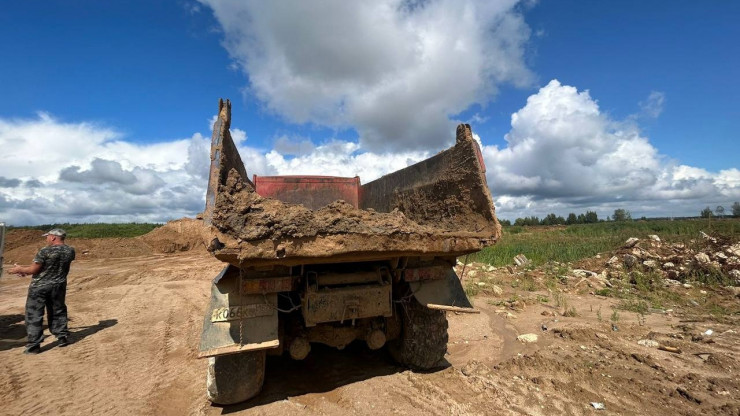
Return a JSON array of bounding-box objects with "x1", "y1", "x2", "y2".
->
[{"x1": 197, "y1": 339, "x2": 280, "y2": 358}]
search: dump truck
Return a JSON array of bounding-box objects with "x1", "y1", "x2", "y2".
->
[{"x1": 198, "y1": 99, "x2": 502, "y2": 404}]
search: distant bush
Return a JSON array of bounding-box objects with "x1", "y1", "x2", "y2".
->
[{"x1": 612, "y1": 208, "x2": 632, "y2": 222}]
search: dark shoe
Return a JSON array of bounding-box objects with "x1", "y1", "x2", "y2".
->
[
  {"x1": 24, "y1": 345, "x2": 41, "y2": 355},
  {"x1": 58, "y1": 336, "x2": 69, "y2": 347}
]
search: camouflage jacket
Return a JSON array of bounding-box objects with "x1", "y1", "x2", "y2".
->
[{"x1": 31, "y1": 245, "x2": 76, "y2": 288}]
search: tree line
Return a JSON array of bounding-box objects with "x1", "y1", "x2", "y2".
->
[
  {"x1": 700, "y1": 202, "x2": 740, "y2": 219},
  {"x1": 504, "y1": 210, "x2": 601, "y2": 227},
  {"x1": 501, "y1": 202, "x2": 740, "y2": 227}
]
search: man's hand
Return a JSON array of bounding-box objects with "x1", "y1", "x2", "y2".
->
[
  {"x1": 9, "y1": 264, "x2": 27, "y2": 276},
  {"x1": 9, "y1": 262, "x2": 40, "y2": 276}
]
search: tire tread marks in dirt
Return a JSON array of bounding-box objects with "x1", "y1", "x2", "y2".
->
[
  {"x1": 0, "y1": 362, "x2": 23, "y2": 400},
  {"x1": 146, "y1": 302, "x2": 194, "y2": 414}
]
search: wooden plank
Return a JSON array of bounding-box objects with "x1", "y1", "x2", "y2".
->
[{"x1": 426, "y1": 303, "x2": 480, "y2": 314}]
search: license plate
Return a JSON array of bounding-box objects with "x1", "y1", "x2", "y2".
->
[{"x1": 211, "y1": 304, "x2": 274, "y2": 322}]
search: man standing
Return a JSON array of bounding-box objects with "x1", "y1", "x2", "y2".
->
[{"x1": 9, "y1": 228, "x2": 76, "y2": 354}]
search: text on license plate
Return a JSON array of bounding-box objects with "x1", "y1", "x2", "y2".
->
[{"x1": 211, "y1": 304, "x2": 273, "y2": 322}]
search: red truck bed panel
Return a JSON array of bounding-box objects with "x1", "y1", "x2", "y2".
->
[{"x1": 253, "y1": 175, "x2": 360, "y2": 210}]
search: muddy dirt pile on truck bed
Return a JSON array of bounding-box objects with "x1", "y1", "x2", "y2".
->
[
  {"x1": 212, "y1": 169, "x2": 436, "y2": 241},
  {"x1": 207, "y1": 168, "x2": 500, "y2": 266}
]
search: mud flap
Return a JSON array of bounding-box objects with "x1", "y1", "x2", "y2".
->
[
  {"x1": 198, "y1": 266, "x2": 279, "y2": 358},
  {"x1": 409, "y1": 269, "x2": 478, "y2": 313}
]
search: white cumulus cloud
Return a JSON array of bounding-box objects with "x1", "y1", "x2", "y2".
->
[
  {"x1": 197, "y1": 0, "x2": 534, "y2": 152},
  {"x1": 483, "y1": 80, "x2": 738, "y2": 219},
  {"x1": 0, "y1": 113, "x2": 207, "y2": 225}
]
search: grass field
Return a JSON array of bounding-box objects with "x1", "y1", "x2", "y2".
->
[{"x1": 471, "y1": 218, "x2": 739, "y2": 267}]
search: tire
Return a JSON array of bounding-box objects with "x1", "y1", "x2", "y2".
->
[
  {"x1": 388, "y1": 298, "x2": 449, "y2": 370},
  {"x1": 206, "y1": 351, "x2": 266, "y2": 405}
]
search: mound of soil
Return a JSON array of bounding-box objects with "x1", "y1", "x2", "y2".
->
[
  {"x1": 77, "y1": 238, "x2": 154, "y2": 259},
  {"x1": 3, "y1": 229, "x2": 45, "y2": 252},
  {"x1": 2, "y1": 230, "x2": 46, "y2": 264},
  {"x1": 139, "y1": 218, "x2": 207, "y2": 254},
  {"x1": 3, "y1": 236, "x2": 155, "y2": 264},
  {"x1": 2, "y1": 218, "x2": 207, "y2": 265}
]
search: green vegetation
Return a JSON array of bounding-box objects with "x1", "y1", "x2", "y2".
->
[
  {"x1": 616, "y1": 299, "x2": 650, "y2": 314},
  {"x1": 513, "y1": 210, "x2": 599, "y2": 226},
  {"x1": 472, "y1": 229, "x2": 610, "y2": 267},
  {"x1": 472, "y1": 218, "x2": 739, "y2": 268},
  {"x1": 612, "y1": 208, "x2": 631, "y2": 222},
  {"x1": 606, "y1": 274, "x2": 688, "y2": 311},
  {"x1": 686, "y1": 267, "x2": 735, "y2": 287},
  {"x1": 554, "y1": 291, "x2": 566, "y2": 308},
  {"x1": 463, "y1": 281, "x2": 480, "y2": 298},
  {"x1": 610, "y1": 308, "x2": 620, "y2": 323},
  {"x1": 543, "y1": 261, "x2": 569, "y2": 289},
  {"x1": 511, "y1": 274, "x2": 537, "y2": 291},
  {"x1": 594, "y1": 288, "x2": 612, "y2": 297},
  {"x1": 8, "y1": 223, "x2": 162, "y2": 238}
]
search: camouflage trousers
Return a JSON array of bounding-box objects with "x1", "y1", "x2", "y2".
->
[{"x1": 25, "y1": 282, "x2": 69, "y2": 348}]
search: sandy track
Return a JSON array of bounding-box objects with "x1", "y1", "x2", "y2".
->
[
  {"x1": 0, "y1": 251, "x2": 222, "y2": 415},
  {"x1": 2, "y1": 248, "x2": 739, "y2": 415}
]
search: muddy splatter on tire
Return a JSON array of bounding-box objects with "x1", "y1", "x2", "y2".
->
[{"x1": 388, "y1": 298, "x2": 449, "y2": 370}]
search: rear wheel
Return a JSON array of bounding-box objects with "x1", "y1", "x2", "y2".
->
[
  {"x1": 388, "y1": 298, "x2": 448, "y2": 370},
  {"x1": 206, "y1": 351, "x2": 266, "y2": 405}
]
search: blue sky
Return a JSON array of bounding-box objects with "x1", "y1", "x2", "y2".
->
[{"x1": 1, "y1": 1, "x2": 738, "y2": 225}]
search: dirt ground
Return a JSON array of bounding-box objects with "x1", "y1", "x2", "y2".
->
[{"x1": 1, "y1": 224, "x2": 739, "y2": 415}]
